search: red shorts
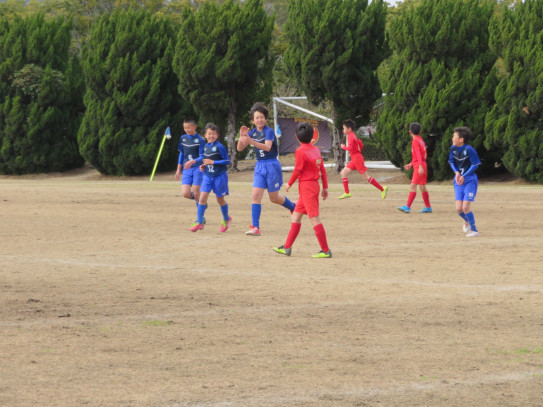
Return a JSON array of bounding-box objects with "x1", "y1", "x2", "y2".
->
[
  {"x1": 411, "y1": 163, "x2": 427, "y2": 185},
  {"x1": 294, "y1": 180, "x2": 320, "y2": 218},
  {"x1": 346, "y1": 154, "x2": 367, "y2": 174}
]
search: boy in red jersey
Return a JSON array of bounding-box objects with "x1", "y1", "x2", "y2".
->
[
  {"x1": 338, "y1": 119, "x2": 388, "y2": 200},
  {"x1": 397, "y1": 122, "x2": 432, "y2": 213},
  {"x1": 273, "y1": 122, "x2": 331, "y2": 258}
]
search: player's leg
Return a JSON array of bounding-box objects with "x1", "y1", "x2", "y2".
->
[
  {"x1": 190, "y1": 189, "x2": 209, "y2": 232},
  {"x1": 273, "y1": 202, "x2": 304, "y2": 256},
  {"x1": 192, "y1": 168, "x2": 204, "y2": 203},
  {"x1": 265, "y1": 161, "x2": 296, "y2": 211},
  {"x1": 462, "y1": 187, "x2": 478, "y2": 236},
  {"x1": 214, "y1": 174, "x2": 231, "y2": 232},
  {"x1": 305, "y1": 184, "x2": 331, "y2": 258},
  {"x1": 418, "y1": 184, "x2": 432, "y2": 213},
  {"x1": 398, "y1": 183, "x2": 417, "y2": 213},
  {"x1": 181, "y1": 167, "x2": 196, "y2": 200},
  {"x1": 360, "y1": 169, "x2": 387, "y2": 197},
  {"x1": 246, "y1": 187, "x2": 265, "y2": 235},
  {"x1": 339, "y1": 166, "x2": 353, "y2": 199}
]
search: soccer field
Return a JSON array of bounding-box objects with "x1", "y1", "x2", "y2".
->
[{"x1": 1, "y1": 167, "x2": 542, "y2": 406}]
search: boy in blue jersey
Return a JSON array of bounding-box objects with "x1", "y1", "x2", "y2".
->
[
  {"x1": 237, "y1": 102, "x2": 296, "y2": 236},
  {"x1": 448, "y1": 127, "x2": 481, "y2": 237},
  {"x1": 175, "y1": 118, "x2": 206, "y2": 226},
  {"x1": 189, "y1": 123, "x2": 232, "y2": 233}
]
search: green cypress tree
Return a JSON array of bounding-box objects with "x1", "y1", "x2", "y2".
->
[
  {"x1": 0, "y1": 14, "x2": 84, "y2": 174},
  {"x1": 79, "y1": 10, "x2": 190, "y2": 175},
  {"x1": 284, "y1": 0, "x2": 388, "y2": 171},
  {"x1": 375, "y1": 0, "x2": 499, "y2": 181},
  {"x1": 173, "y1": 0, "x2": 274, "y2": 171},
  {"x1": 485, "y1": 0, "x2": 543, "y2": 183}
]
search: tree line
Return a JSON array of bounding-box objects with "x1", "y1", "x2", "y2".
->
[{"x1": 0, "y1": 0, "x2": 541, "y2": 183}]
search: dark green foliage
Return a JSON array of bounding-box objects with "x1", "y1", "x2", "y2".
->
[
  {"x1": 173, "y1": 0, "x2": 274, "y2": 170},
  {"x1": 0, "y1": 14, "x2": 84, "y2": 174},
  {"x1": 284, "y1": 0, "x2": 389, "y2": 170},
  {"x1": 486, "y1": 0, "x2": 543, "y2": 183},
  {"x1": 79, "y1": 10, "x2": 190, "y2": 176},
  {"x1": 376, "y1": 0, "x2": 499, "y2": 181}
]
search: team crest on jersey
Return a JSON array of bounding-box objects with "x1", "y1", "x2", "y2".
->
[
  {"x1": 195, "y1": 139, "x2": 199, "y2": 143},
  {"x1": 463, "y1": 150, "x2": 467, "y2": 156},
  {"x1": 212, "y1": 146, "x2": 217, "y2": 151},
  {"x1": 316, "y1": 158, "x2": 321, "y2": 165}
]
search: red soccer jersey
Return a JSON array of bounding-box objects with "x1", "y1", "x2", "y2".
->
[
  {"x1": 288, "y1": 143, "x2": 328, "y2": 189},
  {"x1": 411, "y1": 135, "x2": 427, "y2": 165},
  {"x1": 341, "y1": 131, "x2": 363, "y2": 156}
]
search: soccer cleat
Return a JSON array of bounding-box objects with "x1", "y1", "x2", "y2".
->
[
  {"x1": 338, "y1": 192, "x2": 352, "y2": 199},
  {"x1": 466, "y1": 231, "x2": 479, "y2": 237},
  {"x1": 273, "y1": 245, "x2": 292, "y2": 256},
  {"x1": 189, "y1": 222, "x2": 204, "y2": 232},
  {"x1": 418, "y1": 207, "x2": 432, "y2": 213},
  {"x1": 463, "y1": 221, "x2": 470, "y2": 233},
  {"x1": 245, "y1": 225, "x2": 261, "y2": 236},
  {"x1": 219, "y1": 216, "x2": 232, "y2": 232},
  {"x1": 312, "y1": 250, "x2": 332, "y2": 258},
  {"x1": 397, "y1": 205, "x2": 410, "y2": 214},
  {"x1": 381, "y1": 186, "x2": 389, "y2": 200}
]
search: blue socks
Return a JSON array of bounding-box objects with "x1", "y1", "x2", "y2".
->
[
  {"x1": 282, "y1": 197, "x2": 296, "y2": 212},
  {"x1": 220, "y1": 203, "x2": 229, "y2": 221},
  {"x1": 251, "y1": 203, "x2": 261, "y2": 228},
  {"x1": 197, "y1": 203, "x2": 207, "y2": 223},
  {"x1": 465, "y1": 211, "x2": 477, "y2": 232},
  {"x1": 458, "y1": 212, "x2": 468, "y2": 221}
]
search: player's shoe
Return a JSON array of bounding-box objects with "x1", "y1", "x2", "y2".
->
[
  {"x1": 466, "y1": 230, "x2": 479, "y2": 237},
  {"x1": 397, "y1": 205, "x2": 410, "y2": 214},
  {"x1": 219, "y1": 216, "x2": 232, "y2": 232},
  {"x1": 381, "y1": 186, "x2": 389, "y2": 200},
  {"x1": 189, "y1": 222, "x2": 204, "y2": 232},
  {"x1": 312, "y1": 250, "x2": 332, "y2": 258},
  {"x1": 273, "y1": 245, "x2": 292, "y2": 256},
  {"x1": 338, "y1": 192, "x2": 352, "y2": 199},
  {"x1": 463, "y1": 221, "x2": 470, "y2": 233},
  {"x1": 418, "y1": 207, "x2": 432, "y2": 213},
  {"x1": 245, "y1": 225, "x2": 261, "y2": 236}
]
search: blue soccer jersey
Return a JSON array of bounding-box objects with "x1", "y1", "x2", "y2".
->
[
  {"x1": 249, "y1": 125, "x2": 278, "y2": 160},
  {"x1": 448, "y1": 144, "x2": 481, "y2": 181},
  {"x1": 178, "y1": 133, "x2": 205, "y2": 167},
  {"x1": 197, "y1": 141, "x2": 230, "y2": 178}
]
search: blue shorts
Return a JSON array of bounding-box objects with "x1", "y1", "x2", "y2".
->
[
  {"x1": 454, "y1": 177, "x2": 478, "y2": 202},
  {"x1": 181, "y1": 166, "x2": 203, "y2": 186},
  {"x1": 201, "y1": 172, "x2": 229, "y2": 197},
  {"x1": 253, "y1": 159, "x2": 283, "y2": 192}
]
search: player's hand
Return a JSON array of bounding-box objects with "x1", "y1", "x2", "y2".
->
[
  {"x1": 184, "y1": 160, "x2": 194, "y2": 170},
  {"x1": 456, "y1": 174, "x2": 464, "y2": 185},
  {"x1": 203, "y1": 159, "x2": 214, "y2": 165},
  {"x1": 340, "y1": 143, "x2": 346, "y2": 149},
  {"x1": 404, "y1": 163, "x2": 412, "y2": 170},
  {"x1": 199, "y1": 164, "x2": 205, "y2": 172},
  {"x1": 285, "y1": 184, "x2": 291, "y2": 193},
  {"x1": 240, "y1": 126, "x2": 249, "y2": 138},
  {"x1": 418, "y1": 166, "x2": 424, "y2": 175},
  {"x1": 322, "y1": 189, "x2": 328, "y2": 200},
  {"x1": 175, "y1": 170, "x2": 180, "y2": 181}
]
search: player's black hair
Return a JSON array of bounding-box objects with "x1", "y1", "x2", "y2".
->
[
  {"x1": 454, "y1": 126, "x2": 471, "y2": 143},
  {"x1": 249, "y1": 102, "x2": 269, "y2": 120},
  {"x1": 342, "y1": 119, "x2": 356, "y2": 130},
  {"x1": 409, "y1": 122, "x2": 421, "y2": 135},
  {"x1": 204, "y1": 122, "x2": 220, "y2": 136},
  {"x1": 183, "y1": 117, "x2": 197, "y2": 125},
  {"x1": 296, "y1": 122, "x2": 314, "y2": 144}
]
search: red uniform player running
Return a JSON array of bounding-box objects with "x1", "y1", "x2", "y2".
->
[
  {"x1": 273, "y1": 122, "x2": 332, "y2": 258},
  {"x1": 338, "y1": 119, "x2": 388, "y2": 200}
]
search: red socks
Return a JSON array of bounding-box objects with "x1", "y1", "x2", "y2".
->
[
  {"x1": 407, "y1": 192, "x2": 416, "y2": 207},
  {"x1": 368, "y1": 177, "x2": 384, "y2": 192},
  {"x1": 342, "y1": 178, "x2": 350, "y2": 194},
  {"x1": 313, "y1": 223, "x2": 329, "y2": 252},
  {"x1": 284, "y1": 222, "x2": 302, "y2": 249},
  {"x1": 422, "y1": 191, "x2": 431, "y2": 207}
]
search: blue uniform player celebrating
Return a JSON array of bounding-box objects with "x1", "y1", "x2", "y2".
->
[
  {"x1": 237, "y1": 102, "x2": 296, "y2": 236},
  {"x1": 175, "y1": 118, "x2": 206, "y2": 226},
  {"x1": 448, "y1": 126, "x2": 481, "y2": 237},
  {"x1": 189, "y1": 123, "x2": 232, "y2": 233}
]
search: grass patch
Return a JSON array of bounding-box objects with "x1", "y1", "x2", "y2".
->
[{"x1": 143, "y1": 320, "x2": 174, "y2": 327}]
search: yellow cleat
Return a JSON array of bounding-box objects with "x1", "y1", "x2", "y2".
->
[{"x1": 338, "y1": 192, "x2": 352, "y2": 200}]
